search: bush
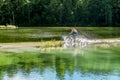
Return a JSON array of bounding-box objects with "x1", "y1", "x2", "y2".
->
[
  {"x1": 0, "y1": 25, "x2": 18, "y2": 29},
  {"x1": 0, "y1": 25, "x2": 6, "y2": 29}
]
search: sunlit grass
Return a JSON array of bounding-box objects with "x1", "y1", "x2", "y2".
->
[
  {"x1": 0, "y1": 52, "x2": 40, "y2": 66},
  {"x1": 0, "y1": 27, "x2": 120, "y2": 42},
  {"x1": 0, "y1": 53, "x2": 14, "y2": 66},
  {"x1": 37, "y1": 41, "x2": 63, "y2": 48}
]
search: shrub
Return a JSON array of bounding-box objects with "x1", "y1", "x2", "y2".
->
[{"x1": 0, "y1": 25, "x2": 18, "y2": 29}]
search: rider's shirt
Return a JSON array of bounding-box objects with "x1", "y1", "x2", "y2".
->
[{"x1": 73, "y1": 31, "x2": 78, "y2": 36}]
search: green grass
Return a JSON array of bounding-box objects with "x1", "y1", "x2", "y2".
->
[
  {"x1": 0, "y1": 52, "x2": 40, "y2": 66},
  {"x1": 0, "y1": 53, "x2": 14, "y2": 66},
  {"x1": 79, "y1": 27, "x2": 120, "y2": 38},
  {"x1": 0, "y1": 27, "x2": 120, "y2": 42}
]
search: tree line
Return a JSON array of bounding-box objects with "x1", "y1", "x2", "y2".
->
[{"x1": 0, "y1": 0, "x2": 120, "y2": 27}]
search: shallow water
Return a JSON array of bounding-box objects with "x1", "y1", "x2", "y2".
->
[{"x1": 0, "y1": 45, "x2": 120, "y2": 80}]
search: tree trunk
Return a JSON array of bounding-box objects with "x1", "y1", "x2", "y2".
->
[
  {"x1": 105, "y1": 4, "x2": 113, "y2": 26},
  {"x1": 59, "y1": 4, "x2": 63, "y2": 24},
  {"x1": 12, "y1": 11, "x2": 15, "y2": 25},
  {"x1": 28, "y1": 4, "x2": 30, "y2": 24},
  {"x1": 108, "y1": 5, "x2": 112, "y2": 26}
]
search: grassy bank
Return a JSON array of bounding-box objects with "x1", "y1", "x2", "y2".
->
[
  {"x1": 81, "y1": 27, "x2": 120, "y2": 38},
  {"x1": 0, "y1": 27, "x2": 120, "y2": 43}
]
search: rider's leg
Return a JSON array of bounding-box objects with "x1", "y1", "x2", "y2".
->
[{"x1": 73, "y1": 34, "x2": 77, "y2": 42}]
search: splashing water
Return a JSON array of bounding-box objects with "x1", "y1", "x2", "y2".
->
[
  {"x1": 62, "y1": 35, "x2": 89, "y2": 48},
  {"x1": 62, "y1": 35, "x2": 120, "y2": 49}
]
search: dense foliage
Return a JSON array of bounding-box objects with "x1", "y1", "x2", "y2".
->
[{"x1": 0, "y1": 0, "x2": 120, "y2": 26}]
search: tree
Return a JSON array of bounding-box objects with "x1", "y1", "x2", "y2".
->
[{"x1": 0, "y1": 0, "x2": 119, "y2": 26}]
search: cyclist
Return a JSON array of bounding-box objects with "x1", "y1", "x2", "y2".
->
[{"x1": 69, "y1": 27, "x2": 78, "y2": 39}]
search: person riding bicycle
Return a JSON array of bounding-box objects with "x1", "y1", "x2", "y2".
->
[
  {"x1": 69, "y1": 27, "x2": 78, "y2": 38},
  {"x1": 69, "y1": 27, "x2": 78, "y2": 44}
]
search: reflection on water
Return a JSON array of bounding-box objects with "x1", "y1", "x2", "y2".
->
[
  {"x1": 2, "y1": 68, "x2": 120, "y2": 80},
  {"x1": 0, "y1": 45, "x2": 120, "y2": 80}
]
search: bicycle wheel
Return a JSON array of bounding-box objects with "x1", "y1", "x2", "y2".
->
[{"x1": 64, "y1": 36, "x2": 74, "y2": 48}]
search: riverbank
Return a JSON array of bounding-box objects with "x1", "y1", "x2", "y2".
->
[
  {"x1": 0, "y1": 41, "x2": 63, "y2": 53},
  {"x1": 0, "y1": 38, "x2": 120, "y2": 53}
]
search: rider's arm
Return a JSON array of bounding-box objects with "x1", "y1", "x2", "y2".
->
[{"x1": 69, "y1": 29, "x2": 73, "y2": 35}]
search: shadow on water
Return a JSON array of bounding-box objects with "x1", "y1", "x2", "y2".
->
[{"x1": 0, "y1": 44, "x2": 120, "y2": 80}]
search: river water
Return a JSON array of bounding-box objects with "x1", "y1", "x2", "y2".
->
[{"x1": 0, "y1": 43, "x2": 120, "y2": 80}]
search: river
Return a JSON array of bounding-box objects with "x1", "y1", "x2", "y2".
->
[{"x1": 0, "y1": 43, "x2": 120, "y2": 80}]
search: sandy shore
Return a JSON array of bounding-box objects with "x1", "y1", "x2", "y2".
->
[
  {"x1": 0, "y1": 38, "x2": 120, "y2": 53},
  {"x1": 0, "y1": 42, "x2": 40, "y2": 48},
  {"x1": 0, "y1": 41, "x2": 63, "y2": 53},
  {"x1": 0, "y1": 42, "x2": 42, "y2": 53}
]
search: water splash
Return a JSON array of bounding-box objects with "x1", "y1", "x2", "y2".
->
[
  {"x1": 62, "y1": 35, "x2": 120, "y2": 49},
  {"x1": 62, "y1": 35, "x2": 89, "y2": 48}
]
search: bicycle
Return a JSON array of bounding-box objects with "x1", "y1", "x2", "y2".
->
[
  {"x1": 62, "y1": 35, "x2": 79, "y2": 48},
  {"x1": 62, "y1": 35, "x2": 88, "y2": 48}
]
